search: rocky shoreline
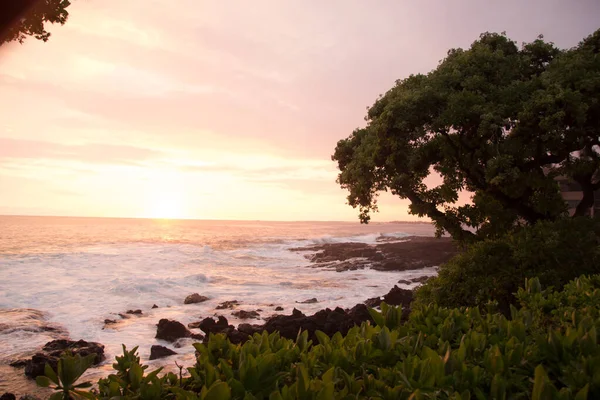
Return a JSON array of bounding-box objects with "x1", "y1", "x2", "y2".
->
[{"x1": 3, "y1": 236, "x2": 457, "y2": 399}]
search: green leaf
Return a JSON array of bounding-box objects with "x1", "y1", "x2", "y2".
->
[
  {"x1": 202, "y1": 381, "x2": 231, "y2": 400},
  {"x1": 575, "y1": 384, "x2": 589, "y2": 400},
  {"x1": 531, "y1": 365, "x2": 547, "y2": 400},
  {"x1": 315, "y1": 330, "x2": 330, "y2": 346},
  {"x1": 35, "y1": 375, "x2": 52, "y2": 388},
  {"x1": 44, "y1": 363, "x2": 59, "y2": 385}
]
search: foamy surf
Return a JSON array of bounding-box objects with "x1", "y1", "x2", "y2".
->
[{"x1": 0, "y1": 217, "x2": 437, "y2": 384}]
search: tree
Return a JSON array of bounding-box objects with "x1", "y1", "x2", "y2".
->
[
  {"x1": 332, "y1": 30, "x2": 600, "y2": 241},
  {"x1": 0, "y1": 0, "x2": 71, "y2": 45}
]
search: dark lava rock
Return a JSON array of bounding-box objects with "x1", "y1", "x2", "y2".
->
[
  {"x1": 149, "y1": 345, "x2": 177, "y2": 360},
  {"x1": 216, "y1": 300, "x2": 239, "y2": 310},
  {"x1": 24, "y1": 339, "x2": 105, "y2": 378},
  {"x1": 232, "y1": 310, "x2": 260, "y2": 319},
  {"x1": 238, "y1": 323, "x2": 263, "y2": 335},
  {"x1": 188, "y1": 321, "x2": 202, "y2": 329},
  {"x1": 297, "y1": 298, "x2": 318, "y2": 304},
  {"x1": 156, "y1": 319, "x2": 203, "y2": 342},
  {"x1": 291, "y1": 236, "x2": 457, "y2": 273},
  {"x1": 104, "y1": 319, "x2": 117, "y2": 325},
  {"x1": 126, "y1": 309, "x2": 142, "y2": 315},
  {"x1": 197, "y1": 316, "x2": 249, "y2": 344},
  {"x1": 260, "y1": 305, "x2": 374, "y2": 342},
  {"x1": 397, "y1": 279, "x2": 411, "y2": 285},
  {"x1": 410, "y1": 276, "x2": 432, "y2": 284},
  {"x1": 365, "y1": 286, "x2": 414, "y2": 320},
  {"x1": 184, "y1": 293, "x2": 209, "y2": 304},
  {"x1": 199, "y1": 304, "x2": 374, "y2": 346},
  {"x1": 0, "y1": 394, "x2": 16, "y2": 400},
  {"x1": 9, "y1": 359, "x2": 27, "y2": 368},
  {"x1": 152, "y1": 304, "x2": 159, "y2": 309},
  {"x1": 275, "y1": 306, "x2": 284, "y2": 311},
  {"x1": 198, "y1": 316, "x2": 229, "y2": 335}
]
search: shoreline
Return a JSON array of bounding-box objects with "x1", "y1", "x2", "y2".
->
[{"x1": 1, "y1": 236, "x2": 457, "y2": 398}]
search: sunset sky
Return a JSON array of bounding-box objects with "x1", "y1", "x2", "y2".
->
[{"x1": 0, "y1": 0, "x2": 598, "y2": 221}]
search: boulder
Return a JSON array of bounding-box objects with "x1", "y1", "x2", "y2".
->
[
  {"x1": 232, "y1": 310, "x2": 260, "y2": 319},
  {"x1": 0, "y1": 393, "x2": 16, "y2": 400},
  {"x1": 410, "y1": 276, "x2": 432, "y2": 284},
  {"x1": 216, "y1": 300, "x2": 239, "y2": 310},
  {"x1": 184, "y1": 293, "x2": 209, "y2": 304},
  {"x1": 275, "y1": 306, "x2": 284, "y2": 311},
  {"x1": 297, "y1": 298, "x2": 318, "y2": 304},
  {"x1": 126, "y1": 309, "x2": 143, "y2": 315},
  {"x1": 24, "y1": 339, "x2": 105, "y2": 378},
  {"x1": 397, "y1": 279, "x2": 411, "y2": 285},
  {"x1": 155, "y1": 319, "x2": 203, "y2": 342},
  {"x1": 152, "y1": 304, "x2": 159, "y2": 309},
  {"x1": 198, "y1": 316, "x2": 229, "y2": 335},
  {"x1": 149, "y1": 345, "x2": 177, "y2": 360}
]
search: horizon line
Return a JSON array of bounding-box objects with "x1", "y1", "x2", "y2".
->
[{"x1": 0, "y1": 213, "x2": 432, "y2": 224}]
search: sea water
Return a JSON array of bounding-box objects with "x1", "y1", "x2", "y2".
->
[{"x1": 0, "y1": 216, "x2": 435, "y2": 390}]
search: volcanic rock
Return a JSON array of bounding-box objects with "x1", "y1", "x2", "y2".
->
[
  {"x1": 297, "y1": 298, "x2": 318, "y2": 304},
  {"x1": 0, "y1": 394, "x2": 15, "y2": 400},
  {"x1": 149, "y1": 345, "x2": 177, "y2": 360},
  {"x1": 24, "y1": 339, "x2": 105, "y2": 378},
  {"x1": 216, "y1": 300, "x2": 239, "y2": 310},
  {"x1": 184, "y1": 293, "x2": 209, "y2": 304},
  {"x1": 155, "y1": 319, "x2": 203, "y2": 342},
  {"x1": 275, "y1": 306, "x2": 284, "y2": 311},
  {"x1": 232, "y1": 310, "x2": 260, "y2": 319}
]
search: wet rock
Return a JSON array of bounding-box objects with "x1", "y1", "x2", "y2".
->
[
  {"x1": 275, "y1": 306, "x2": 284, "y2": 311},
  {"x1": 410, "y1": 276, "x2": 432, "y2": 284},
  {"x1": 256, "y1": 309, "x2": 263, "y2": 312},
  {"x1": 149, "y1": 345, "x2": 177, "y2": 360},
  {"x1": 397, "y1": 279, "x2": 411, "y2": 285},
  {"x1": 24, "y1": 339, "x2": 105, "y2": 378},
  {"x1": 238, "y1": 323, "x2": 262, "y2": 335},
  {"x1": 104, "y1": 319, "x2": 117, "y2": 325},
  {"x1": 184, "y1": 293, "x2": 210, "y2": 304},
  {"x1": 9, "y1": 359, "x2": 27, "y2": 368},
  {"x1": 156, "y1": 319, "x2": 203, "y2": 342},
  {"x1": 126, "y1": 309, "x2": 142, "y2": 315},
  {"x1": 260, "y1": 305, "x2": 373, "y2": 343},
  {"x1": 0, "y1": 393, "x2": 16, "y2": 400},
  {"x1": 198, "y1": 316, "x2": 229, "y2": 335},
  {"x1": 152, "y1": 304, "x2": 159, "y2": 309},
  {"x1": 216, "y1": 300, "x2": 239, "y2": 310},
  {"x1": 292, "y1": 236, "x2": 457, "y2": 272},
  {"x1": 297, "y1": 298, "x2": 318, "y2": 304},
  {"x1": 365, "y1": 285, "x2": 413, "y2": 320},
  {"x1": 187, "y1": 321, "x2": 202, "y2": 329},
  {"x1": 232, "y1": 310, "x2": 260, "y2": 319}
]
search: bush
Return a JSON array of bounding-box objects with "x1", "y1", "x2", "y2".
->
[
  {"x1": 415, "y1": 217, "x2": 600, "y2": 312},
  {"x1": 38, "y1": 274, "x2": 600, "y2": 399}
]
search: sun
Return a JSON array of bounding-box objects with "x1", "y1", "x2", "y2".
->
[{"x1": 146, "y1": 191, "x2": 185, "y2": 219}]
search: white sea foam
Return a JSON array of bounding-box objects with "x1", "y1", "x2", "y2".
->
[{"x1": 0, "y1": 218, "x2": 437, "y2": 379}]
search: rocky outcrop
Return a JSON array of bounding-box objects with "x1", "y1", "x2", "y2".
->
[
  {"x1": 231, "y1": 310, "x2": 260, "y2": 319},
  {"x1": 149, "y1": 345, "x2": 177, "y2": 360},
  {"x1": 23, "y1": 339, "x2": 105, "y2": 378},
  {"x1": 197, "y1": 304, "x2": 373, "y2": 345},
  {"x1": 216, "y1": 300, "x2": 239, "y2": 310},
  {"x1": 291, "y1": 236, "x2": 457, "y2": 272},
  {"x1": 365, "y1": 285, "x2": 414, "y2": 320},
  {"x1": 296, "y1": 298, "x2": 318, "y2": 304},
  {"x1": 155, "y1": 319, "x2": 203, "y2": 342},
  {"x1": 184, "y1": 293, "x2": 209, "y2": 304}
]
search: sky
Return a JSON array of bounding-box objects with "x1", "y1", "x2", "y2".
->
[{"x1": 0, "y1": 0, "x2": 598, "y2": 221}]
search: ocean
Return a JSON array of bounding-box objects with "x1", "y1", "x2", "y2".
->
[{"x1": 0, "y1": 216, "x2": 435, "y2": 391}]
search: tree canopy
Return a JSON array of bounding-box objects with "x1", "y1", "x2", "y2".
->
[
  {"x1": 333, "y1": 29, "x2": 600, "y2": 241},
  {"x1": 0, "y1": 0, "x2": 71, "y2": 45}
]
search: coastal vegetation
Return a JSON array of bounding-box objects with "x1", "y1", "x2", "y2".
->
[{"x1": 35, "y1": 274, "x2": 600, "y2": 399}]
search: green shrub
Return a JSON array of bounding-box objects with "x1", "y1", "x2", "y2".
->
[
  {"x1": 415, "y1": 217, "x2": 600, "y2": 311},
  {"x1": 37, "y1": 274, "x2": 600, "y2": 399}
]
